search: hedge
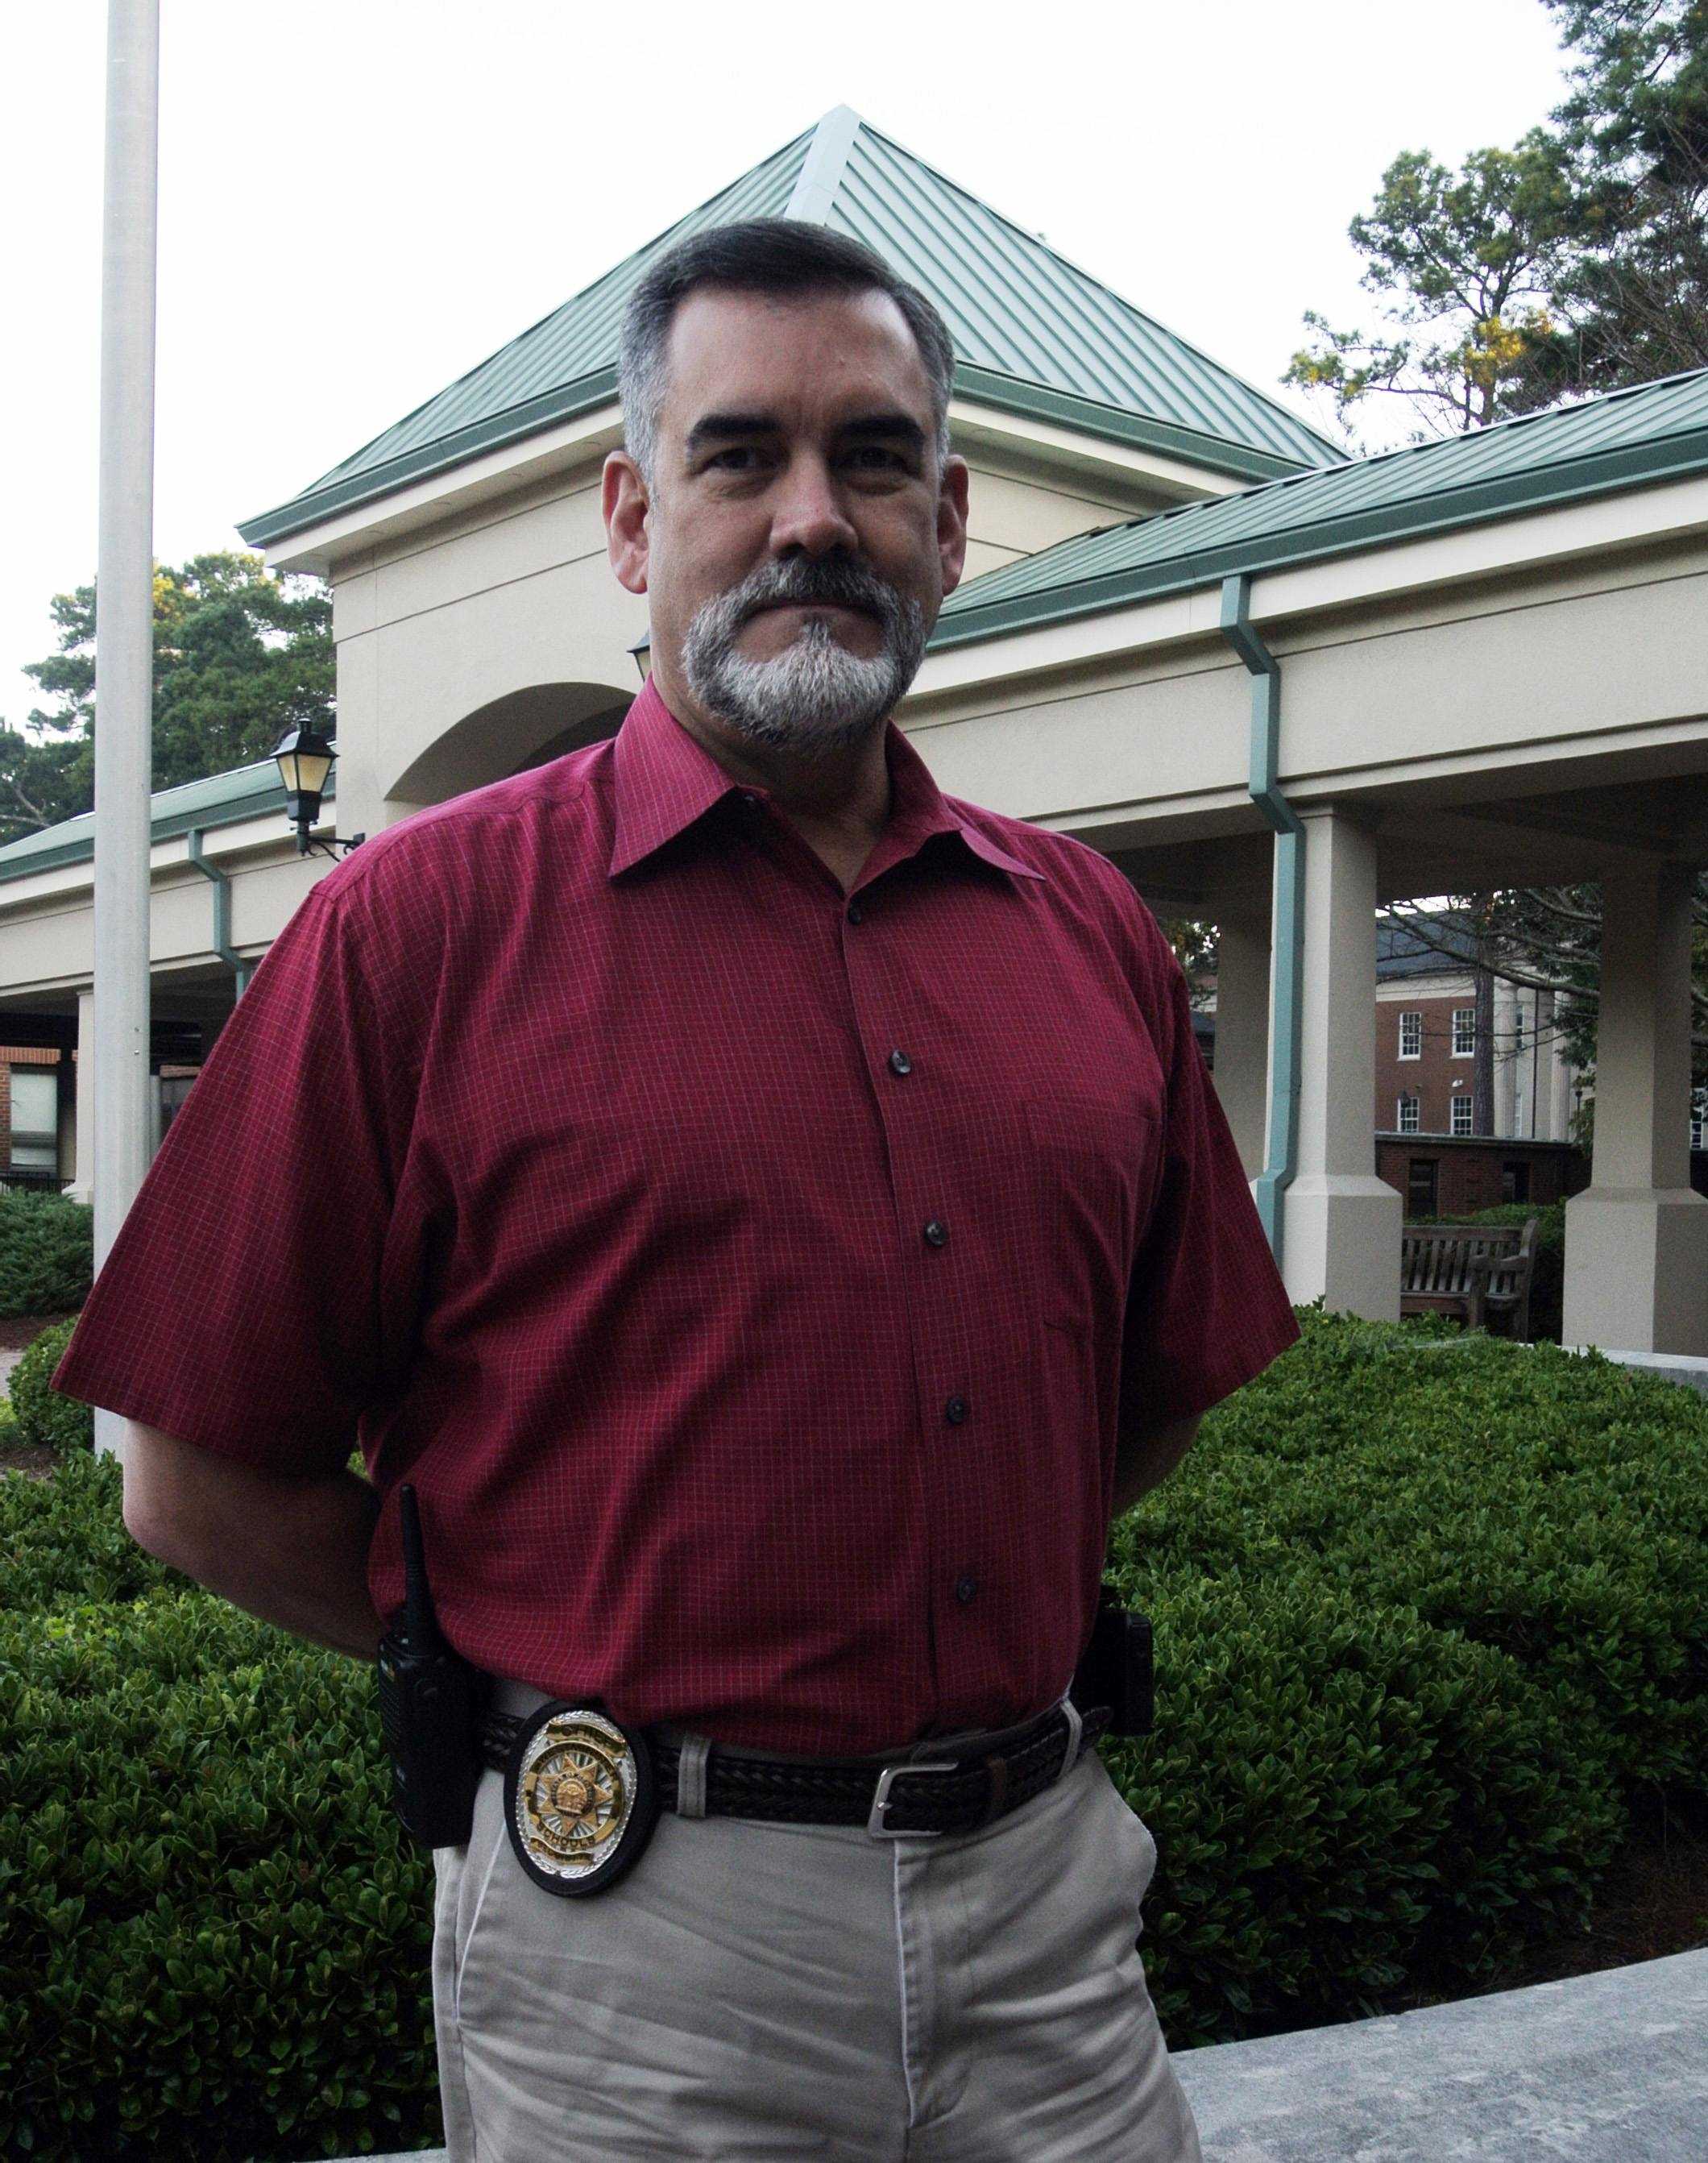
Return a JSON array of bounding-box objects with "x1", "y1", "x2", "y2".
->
[
  {"x1": 14, "y1": 1317, "x2": 91, "y2": 1455},
  {"x1": 0, "y1": 1188, "x2": 92, "y2": 1322},
  {"x1": 3, "y1": 1310, "x2": 1705, "y2": 2154},
  {"x1": 2, "y1": 1456, "x2": 437, "y2": 2163}
]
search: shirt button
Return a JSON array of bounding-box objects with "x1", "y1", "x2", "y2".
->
[
  {"x1": 945, "y1": 1396, "x2": 968, "y2": 1424},
  {"x1": 923, "y1": 1219, "x2": 948, "y2": 1248},
  {"x1": 846, "y1": 901, "x2": 864, "y2": 924},
  {"x1": 889, "y1": 1049, "x2": 913, "y2": 1077},
  {"x1": 955, "y1": 1574, "x2": 979, "y2": 1605},
  {"x1": 739, "y1": 791, "x2": 761, "y2": 808}
]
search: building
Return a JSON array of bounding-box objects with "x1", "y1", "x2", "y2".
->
[{"x1": 5, "y1": 106, "x2": 1708, "y2": 1357}]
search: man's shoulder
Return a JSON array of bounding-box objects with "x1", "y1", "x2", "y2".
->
[
  {"x1": 308, "y1": 737, "x2": 616, "y2": 918},
  {"x1": 947, "y1": 796, "x2": 1168, "y2": 953}
]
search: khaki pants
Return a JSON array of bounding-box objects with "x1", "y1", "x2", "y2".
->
[{"x1": 432, "y1": 1681, "x2": 1203, "y2": 2161}]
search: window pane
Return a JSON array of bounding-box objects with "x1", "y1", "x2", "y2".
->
[
  {"x1": 1451, "y1": 1093, "x2": 1473, "y2": 1135},
  {"x1": 1399, "y1": 1011, "x2": 1422, "y2": 1058},
  {"x1": 7, "y1": 1067, "x2": 57, "y2": 1173},
  {"x1": 1407, "y1": 1159, "x2": 1439, "y2": 1215},
  {"x1": 1452, "y1": 1007, "x2": 1476, "y2": 1056}
]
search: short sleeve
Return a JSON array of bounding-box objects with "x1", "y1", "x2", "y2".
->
[
  {"x1": 1117, "y1": 913, "x2": 1300, "y2": 1430},
  {"x1": 51, "y1": 878, "x2": 428, "y2": 1475}
]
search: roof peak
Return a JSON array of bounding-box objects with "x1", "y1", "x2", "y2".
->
[
  {"x1": 240, "y1": 109, "x2": 1341, "y2": 546},
  {"x1": 784, "y1": 106, "x2": 864, "y2": 222}
]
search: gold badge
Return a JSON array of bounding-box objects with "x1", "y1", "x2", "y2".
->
[{"x1": 504, "y1": 1704, "x2": 658, "y2": 1895}]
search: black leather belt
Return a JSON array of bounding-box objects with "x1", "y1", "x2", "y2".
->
[{"x1": 481, "y1": 1697, "x2": 1109, "y2": 1838}]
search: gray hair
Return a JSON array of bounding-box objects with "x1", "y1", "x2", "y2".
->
[{"x1": 617, "y1": 218, "x2": 956, "y2": 489}]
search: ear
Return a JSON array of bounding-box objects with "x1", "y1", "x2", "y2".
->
[
  {"x1": 603, "y1": 450, "x2": 651, "y2": 596},
  {"x1": 937, "y1": 454, "x2": 971, "y2": 598}
]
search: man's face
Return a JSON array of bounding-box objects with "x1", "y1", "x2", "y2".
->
[{"x1": 604, "y1": 284, "x2": 969, "y2": 754}]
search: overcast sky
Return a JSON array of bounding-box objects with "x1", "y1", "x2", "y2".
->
[{"x1": 1, "y1": 0, "x2": 1577, "y2": 731}]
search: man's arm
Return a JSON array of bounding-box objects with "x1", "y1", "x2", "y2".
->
[
  {"x1": 1110, "y1": 1412, "x2": 1200, "y2": 1522},
  {"x1": 123, "y1": 1422, "x2": 387, "y2": 1663}
]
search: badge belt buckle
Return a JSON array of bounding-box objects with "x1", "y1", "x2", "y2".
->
[{"x1": 867, "y1": 1758, "x2": 960, "y2": 1838}]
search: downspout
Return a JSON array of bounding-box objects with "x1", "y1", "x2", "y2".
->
[
  {"x1": 184, "y1": 827, "x2": 254, "y2": 1002},
  {"x1": 1218, "y1": 575, "x2": 1304, "y2": 1266}
]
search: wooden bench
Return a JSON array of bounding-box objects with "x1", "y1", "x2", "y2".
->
[{"x1": 1400, "y1": 1218, "x2": 1540, "y2": 1339}]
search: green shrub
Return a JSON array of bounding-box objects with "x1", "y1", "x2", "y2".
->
[
  {"x1": 0, "y1": 1449, "x2": 178, "y2": 1615},
  {"x1": 0, "y1": 1187, "x2": 93, "y2": 1321},
  {"x1": 13, "y1": 1316, "x2": 92, "y2": 1455},
  {"x1": 0, "y1": 1459, "x2": 439, "y2": 2163},
  {"x1": 1122, "y1": 1314, "x2": 1708, "y2": 1801},
  {"x1": 1105, "y1": 1573, "x2": 1619, "y2": 2045}
]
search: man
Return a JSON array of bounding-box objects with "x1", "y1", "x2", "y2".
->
[{"x1": 54, "y1": 219, "x2": 1299, "y2": 2158}]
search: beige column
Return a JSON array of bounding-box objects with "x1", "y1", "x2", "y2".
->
[
  {"x1": 1563, "y1": 866, "x2": 1708, "y2": 1351},
  {"x1": 1532, "y1": 989, "x2": 1555, "y2": 1140},
  {"x1": 1285, "y1": 807, "x2": 1402, "y2": 1318},
  {"x1": 1547, "y1": 990, "x2": 1574, "y2": 1142},
  {"x1": 1494, "y1": 978, "x2": 1519, "y2": 1139},
  {"x1": 1209, "y1": 900, "x2": 1272, "y2": 1180},
  {"x1": 65, "y1": 990, "x2": 96, "y2": 1207},
  {"x1": 56, "y1": 1047, "x2": 77, "y2": 1189}
]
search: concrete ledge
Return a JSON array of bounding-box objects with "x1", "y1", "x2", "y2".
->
[
  {"x1": 1171, "y1": 1949, "x2": 1708, "y2": 2161},
  {"x1": 1573, "y1": 1346, "x2": 1708, "y2": 1394}
]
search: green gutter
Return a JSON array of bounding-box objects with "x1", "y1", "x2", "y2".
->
[
  {"x1": 184, "y1": 828, "x2": 255, "y2": 1002},
  {"x1": 1219, "y1": 575, "x2": 1302, "y2": 1266},
  {"x1": 931, "y1": 421, "x2": 1708, "y2": 653},
  {"x1": 0, "y1": 768, "x2": 324, "y2": 887}
]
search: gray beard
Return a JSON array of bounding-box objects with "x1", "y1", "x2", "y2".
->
[{"x1": 680, "y1": 566, "x2": 929, "y2": 754}]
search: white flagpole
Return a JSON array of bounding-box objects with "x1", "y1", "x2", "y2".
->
[{"x1": 90, "y1": 0, "x2": 160, "y2": 1463}]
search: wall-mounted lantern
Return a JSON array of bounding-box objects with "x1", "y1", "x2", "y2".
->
[{"x1": 272, "y1": 726, "x2": 366, "y2": 860}]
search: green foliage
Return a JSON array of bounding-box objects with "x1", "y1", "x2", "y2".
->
[
  {"x1": 12, "y1": 1318, "x2": 92, "y2": 1455},
  {"x1": 1528, "y1": 0, "x2": 1708, "y2": 398},
  {"x1": 1287, "y1": 1, "x2": 1708, "y2": 443},
  {"x1": 0, "y1": 552, "x2": 333, "y2": 851},
  {"x1": 1284, "y1": 136, "x2": 1573, "y2": 440},
  {"x1": 0, "y1": 1455, "x2": 441, "y2": 2163},
  {"x1": 0, "y1": 1188, "x2": 93, "y2": 1322},
  {"x1": 1105, "y1": 1310, "x2": 1708, "y2": 2039},
  {"x1": 5, "y1": 1312, "x2": 1706, "y2": 2142},
  {"x1": 1105, "y1": 1580, "x2": 1617, "y2": 2041}
]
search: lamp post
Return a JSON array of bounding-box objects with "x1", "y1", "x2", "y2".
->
[{"x1": 272, "y1": 726, "x2": 366, "y2": 859}]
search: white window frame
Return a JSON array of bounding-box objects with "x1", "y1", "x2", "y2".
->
[
  {"x1": 1397, "y1": 1094, "x2": 1420, "y2": 1134},
  {"x1": 1451, "y1": 1092, "x2": 1474, "y2": 1136},
  {"x1": 1451, "y1": 1007, "x2": 1476, "y2": 1058},
  {"x1": 1691, "y1": 1086, "x2": 1707, "y2": 1153},
  {"x1": 1398, "y1": 1011, "x2": 1422, "y2": 1061}
]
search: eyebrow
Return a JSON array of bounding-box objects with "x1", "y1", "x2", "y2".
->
[{"x1": 682, "y1": 409, "x2": 929, "y2": 458}]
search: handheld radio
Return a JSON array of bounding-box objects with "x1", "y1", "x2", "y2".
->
[{"x1": 375, "y1": 1482, "x2": 487, "y2": 1848}]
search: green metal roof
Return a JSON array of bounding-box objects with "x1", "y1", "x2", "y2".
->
[
  {"x1": 22, "y1": 372, "x2": 1707, "y2": 881},
  {"x1": 0, "y1": 755, "x2": 329, "y2": 886},
  {"x1": 239, "y1": 107, "x2": 1339, "y2": 547},
  {"x1": 932, "y1": 364, "x2": 1708, "y2": 650}
]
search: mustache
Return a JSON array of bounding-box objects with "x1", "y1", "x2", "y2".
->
[{"x1": 729, "y1": 554, "x2": 898, "y2": 624}]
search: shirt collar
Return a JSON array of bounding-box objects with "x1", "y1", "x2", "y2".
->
[{"x1": 608, "y1": 676, "x2": 1045, "y2": 887}]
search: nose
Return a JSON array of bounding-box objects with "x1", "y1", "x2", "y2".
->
[{"x1": 768, "y1": 449, "x2": 860, "y2": 559}]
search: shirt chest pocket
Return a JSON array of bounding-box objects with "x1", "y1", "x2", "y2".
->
[{"x1": 1024, "y1": 1093, "x2": 1163, "y2": 1334}]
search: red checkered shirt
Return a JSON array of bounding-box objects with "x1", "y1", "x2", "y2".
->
[{"x1": 53, "y1": 679, "x2": 1299, "y2": 1754}]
